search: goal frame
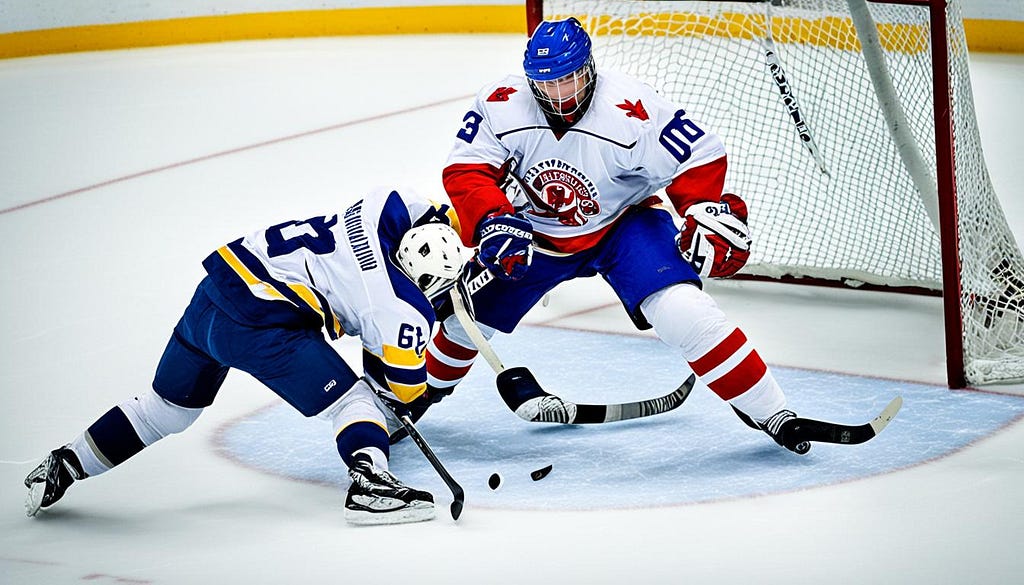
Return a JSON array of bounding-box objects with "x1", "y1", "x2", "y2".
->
[{"x1": 523, "y1": 0, "x2": 967, "y2": 388}]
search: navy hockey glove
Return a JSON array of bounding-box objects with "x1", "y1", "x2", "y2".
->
[
  {"x1": 677, "y1": 192, "x2": 752, "y2": 278},
  {"x1": 477, "y1": 212, "x2": 533, "y2": 281}
]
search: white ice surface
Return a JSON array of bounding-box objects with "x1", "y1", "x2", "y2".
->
[{"x1": 1, "y1": 36, "x2": 1023, "y2": 584}]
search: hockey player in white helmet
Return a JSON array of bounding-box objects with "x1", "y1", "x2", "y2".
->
[
  {"x1": 414, "y1": 17, "x2": 812, "y2": 453},
  {"x1": 24, "y1": 186, "x2": 467, "y2": 525}
]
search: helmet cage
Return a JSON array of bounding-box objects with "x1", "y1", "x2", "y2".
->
[
  {"x1": 394, "y1": 223, "x2": 463, "y2": 301},
  {"x1": 527, "y1": 56, "x2": 596, "y2": 127}
]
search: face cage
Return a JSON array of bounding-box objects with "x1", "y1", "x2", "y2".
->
[
  {"x1": 417, "y1": 273, "x2": 457, "y2": 301},
  {"x1": 527, "y1": 57, "x2": 596, "y2": 126}
]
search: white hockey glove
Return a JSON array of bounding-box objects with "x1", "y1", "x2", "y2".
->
[{"x1": 677, "y1": 192, "x2": 752, "y2": 278}]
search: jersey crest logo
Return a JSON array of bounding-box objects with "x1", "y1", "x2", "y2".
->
[
  {"x1": 616, "y1": 99, "x2": 649, "y2": 121},
  {"x1": 487, "y1": 87, "x2": 518, "y2": 102},
  {"x1": 521, "y1": 159, "x2": 600, "y2": 227}
]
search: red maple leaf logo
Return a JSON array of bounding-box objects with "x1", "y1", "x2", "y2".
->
[
  {"x1": 487, "y1": 87, "x2": 518, "y2": 102},
  {"x1": 616, "y1": 99, "x2": 649, "y2": 121}
]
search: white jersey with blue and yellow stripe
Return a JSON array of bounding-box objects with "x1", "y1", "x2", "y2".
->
[{"x1": 202, "y1": 186, "x2": 458, "y2": 402}]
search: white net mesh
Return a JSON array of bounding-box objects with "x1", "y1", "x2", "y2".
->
[{"x1": 539, "y1": 0, "x2": 1024, "y2": 384}]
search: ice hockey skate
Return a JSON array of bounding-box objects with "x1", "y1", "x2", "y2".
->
[
  {"x1": 344, "y1": 457, "x2": 435, "y2": 525},
  {"x1": 24, "y1": 445, "x2": 85, "y2": 517},
  {"x1": 758, "y1": 409, "x2": 812, "y2": 455},
  {"x1": 732, "y1": 407, "x2": 812, "y2": 455}
]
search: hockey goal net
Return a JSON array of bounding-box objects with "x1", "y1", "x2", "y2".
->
[{"x1": 526, "y1": 0, "x2": 1024, "y2": 387}]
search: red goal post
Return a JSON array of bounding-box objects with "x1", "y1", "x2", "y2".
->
[{"x1": 523, "y1": 0, "x2": 1024, "y2": 388}]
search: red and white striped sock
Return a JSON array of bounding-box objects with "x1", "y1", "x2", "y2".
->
[
  {"x1": 641, "y1": 284, "x2": 786, "y2": 421},
  {"x1": 688, "y1": 327, "x2": 785, "y2": 420},
  {"x1": 426, "y1": 322, "x2": 479, "y2": 393}
]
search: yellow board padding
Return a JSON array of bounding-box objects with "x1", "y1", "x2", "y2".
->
[
  {"x1": 963, "y1": 19, "x2": 1024, "y2": 53},
  {"x1": 0, "y1": 5, "x2": 526, "y2": 60},
  {"x1": 569, "y1": 12, "x2": 1023, "y2": 54},
  {"x1": 1, "y1": 7, "x2": 1020, "y2": 60}
]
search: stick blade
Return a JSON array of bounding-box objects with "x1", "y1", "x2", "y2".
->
[
  {"x1": 869, "y1": 395, "x2": 903, "y2": 435},
  {"x1": 574, "y1": 373, "x2": 696, "y2": 423},
  {"x1": 787, "y1": 395, "x2": 903, "y2": 447},
  {"x1": 450, "y1": 494, "x2": 464, "y2": 521}
]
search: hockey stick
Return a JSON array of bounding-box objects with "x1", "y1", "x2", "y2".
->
[
  {"x1": 449, "y1": 276, "x2": 695, "y2": 424},
  {"x1": 397, "y1": 413, "x2": 465, "y2": 521},
  {"x1": 369, "y1": 377, "x2": 465, "y2": 520},
  {"x1": 733, "y1": 396, "x2": 903, "y2": 452}
]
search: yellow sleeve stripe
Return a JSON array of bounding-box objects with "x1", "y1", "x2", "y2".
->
[
  {"x1": 444, "y1": 205, "x2": 462, "y2": 236},
  {"x1": 287, "y1": 283, "x2": 343, "y2": 338},
  {"x1": 388, "y1": 381, "x2": 427, "y2": 403},
  {"x1": 382, "y1": 344, "x2": 426, "y2": 368},
  {"x1": 427, "y1": 200, "x2": 463, "y2": 236},
  {"x1": 216, "y1": 246, "x2": 291, "y2": 303}
]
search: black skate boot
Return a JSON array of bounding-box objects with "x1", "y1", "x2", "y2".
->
[
  {"x1": 344, "y1": 456, "x2": 435, "y2": 525},
  {"x1": 732, "y1": 407, "x2": 812, "y2": 455},
  {"x1": 24, "y1": 445, "x2": 86, "y2": 517}
]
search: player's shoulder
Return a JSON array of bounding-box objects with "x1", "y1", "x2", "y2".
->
[
  {"x1": 576, "y1": 71, "x2": 676, "y2": 143},
  {"x1": 474, "y1": 74, "x2": 531, "y2": 103},
  {"x1": 473, "y1": 74, "x2": 540, "y2": 128},
  {"x1": 594, "y1": 70, "x2": 678, "y2": 116},
  {"x1": 360, "y1": 184, "x2": 427, "y2": 209},
  {"x1": 360, "y1": 184, "x2": 446, "y2": 225}
]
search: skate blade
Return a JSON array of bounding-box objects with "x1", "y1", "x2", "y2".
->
[
  {"x1": 25, "y1": 483, "x2": 45, "y2": 517},
  {"x1": 344, "y1": 500, "x2": 436, "y2": 526}
]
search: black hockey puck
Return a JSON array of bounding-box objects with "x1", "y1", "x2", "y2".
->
[
  {"x1": 488, "y1": 472, "x2": 503, "y2": 490},
  {"x1": 530, "y1": 464, "x2": 553, "y2": 481}
]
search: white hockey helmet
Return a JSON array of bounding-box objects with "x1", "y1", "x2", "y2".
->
[{"x1": 395, "y1": 223, "x2": 464, "y2": 300}]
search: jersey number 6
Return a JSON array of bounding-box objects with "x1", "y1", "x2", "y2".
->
[
  {"x1": 266, "y1": 215, "x2": 339, "y2": 257},
  {"x1": 658, "y1": 109, "x2": 706, "y2": 164}
]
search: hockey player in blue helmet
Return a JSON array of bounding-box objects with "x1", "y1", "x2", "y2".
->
[
  {"x1": 419, "y1": 14, "x2": 818, "y2": 458},
  {"x1": 523, "y1": 17, "x2": 597, "y2": 128}
]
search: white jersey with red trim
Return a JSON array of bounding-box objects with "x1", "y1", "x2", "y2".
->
[{"x1": 446, "y1": 70, "x2": 726, "y2": 252}]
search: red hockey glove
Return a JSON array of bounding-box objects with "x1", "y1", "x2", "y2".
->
[{"x1": 677, "y1": 192, "x2": 752, "y2": 278}]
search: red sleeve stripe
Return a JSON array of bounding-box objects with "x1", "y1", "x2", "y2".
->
[
  {"x1": 663, "y1": 156, "x2": 728, "y2": 215},
  {"x1": 430, "y1": 325, "x2": 480, "y2": 361},
  {"x1": 427, "y1": 355, "x2": 474, "y2": 386},
  {"x1": 688, "y1": 328, "x2": 747, "y2": 376},
  {"x1": 706, "y1": 350, "x2": 768, "y2": 401}
]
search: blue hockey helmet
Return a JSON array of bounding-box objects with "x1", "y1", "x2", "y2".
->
[{"x1": 523, "y1": 17, "x2": 597, "y2": 127}]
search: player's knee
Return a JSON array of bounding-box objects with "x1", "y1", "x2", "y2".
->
[
  {"x1": 317, "y1": 379, "x2": 391, "y2": 435},
  {"x1": 120, "y1": 388, "x2": 203, "y2": 444},
  {"x1": 640, "y1": 283, "x2": 730, "y2": 353}
]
